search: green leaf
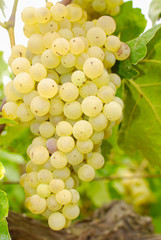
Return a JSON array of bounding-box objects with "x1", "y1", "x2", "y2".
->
[
  {"x1": 0, "y1": 191, "x2": 9, "y2": 220},
  {"x1": 118, "y1": 24, "x2": 161, "y2": 79},
  {"x1": 114, "y1": 1, "x2": 147, "y2": 42},
  {"x1": 0, "y1": 118, "x2": 17, "y2": 125},
  {"x1": 149, "y1": 0, "x2": 161, "y2": 26},
  {"x1": 118, "y1": 26, "x2": 161, "y2": 165},
  {"x1": 0, "y1": 149, "x2": 25, "y2": 164},
  {"x1": 0, "y1": 0, "x2": 6, "y2": 17},
  {"x1": 0, "y1": 162, "x2": 5, "y2": 180},
  {"x1": 0, "y1": 219, "x2": 10, "y2": 240}
]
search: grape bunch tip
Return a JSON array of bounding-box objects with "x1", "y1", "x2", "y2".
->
[{"x1": 2, "y1": 0, "x2": 130, "y2": 231}]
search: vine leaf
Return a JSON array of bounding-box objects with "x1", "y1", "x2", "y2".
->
[
  {"x1": 149, "y1": 0, "x2": 161, "y2": 26},
  {"x1": 0, "y1": 219, "x2": 11, "y2": 240},
  {"x1": 114, "y1": 1, "x2": 147, "y2": 42},
  {"x1": 118, "y1": 24, "x2": 161, "y2": 79},
  {"x1": 118, "y1": 25, "x2": 161, "y2": 165}
]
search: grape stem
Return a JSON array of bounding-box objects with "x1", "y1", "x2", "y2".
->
[
  {"x1": 0, "y1": 0, "x2": 19, "y2": 134},
  {"x1": 2, "y1": 173, "x2": 161, "y2": 185},
  {"x1": 61, "y1": 0, "x2": 72, "y2": 6}
]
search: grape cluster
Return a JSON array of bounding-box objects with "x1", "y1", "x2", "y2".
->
[
  {"x1": 2, "y1": 2, "x2": 130, "y2": 231},
  {"x1": 72, "y1": 0, "x2": 124, "y2": 18}
]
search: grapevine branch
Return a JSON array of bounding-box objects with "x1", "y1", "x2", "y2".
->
[
  {"x1": 61, "y1": 0, "x2": 72, "y2": 6},
  {"x1": 0, "y1": 0, "x2": 19, "y2": 134},
  {"x1": 2, "y1": 173, "x2": 161, "y2": 185}
]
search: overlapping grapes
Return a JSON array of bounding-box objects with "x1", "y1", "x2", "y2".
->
[
  {"x1": 2, "y1": 1, "x2": 130, "y2": 231},
  {"x1": 72, "y1": 0, "x2": 124, "y2": 18}
]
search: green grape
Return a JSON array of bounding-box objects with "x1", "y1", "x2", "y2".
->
[
  {"x1": 89, "y1": 113, "x2": 108, "y2": 131},
  {"x1": 53, "y1": 167, "x2": 71, "y2": 180},
  {"x1": 59, "y1": 82, "x2": 79, "y2": 102},
  {"x1": 63, "y1": 101, "x2": 82, "y2": 120},
  {"x1": 113, "y1": 96, "x2": 124, "y2": 109},
  {"x1": 81, "y1": 96, "x2": 103, "y2": 117},
  {"x1": 50, "y1": 99, "x2": 64, "y2": 116},
  {"x1": 59, "y1": 18, "x2": 72, "y2": 29},
  {"x1": 69, "y1": 37, "x2": 85, "y2": 55},
  {"x1": 61, "y1": 53, "x2": 76, "y2": 68},
  {"x1": 11, "y1": 57, "x2": 31, "y2": 75},
  {"x1": 50, "y1": 114, "x2": 65, "y2": 127},
  {"x1": 103, "y1": 50, "x2": 116, "y2": 68},
  {"x1": 26, "y1": 172, "x2": 39, "y2": 189},
  {"x1": 105, "y1": 35, "x2": 121, "y2": 52},
  {"x1": 51, "y1": 3, "x2": 67, "y2": 21},
  {"x1": 109, "y1": 73, "x2": 121, "y2": 89},
  {"x1": 66, "y1": 3, "x2": 83, "y2": 22},
  {"x1": 24, "y1": 182, "x2": 37, "y2": 196},
  {"x1": 115, "y1": 42, "x2": 130, "y2": 61},
  {"x1": 87, "y1": 46, "x2": 104, "y2": 61},
  {"x1": 66, "y1": 147, "x2": 84, "y2": 165},
  {"x1": 56, "y1": 121, "x2": 73, "y2": 136},
  {"x1": 39, "y1": 121, "x2": 55, "y2": 138},
  {"x1": 56, "y1": 189, "x2": 72, "y2": 205},
  {"x1": 50, "y1": 151, "x2": 68, "y2": 169},
  {"x1": 47, "y1": 195, "x2": 62, "y2": 211},
  {"x1": 86, "y1": 27, "x2": 106, "y2": 47},
  {"x1": 41, "y1": 49, "x2": 61, "y2": 69},
  {"x1": 32, "y1": 55, "x2": 42, "y2": 65},
  {"x1": 26, "y1": 160, "x2": 42, "y2": 173},
  {"x1": 83, "y1": 57, "x2": 103, "y2": 79},
  {"x1": 2, "y1": 102, "x2": 18, "y2": 120},
  {"x1": 20, "y1": 173, "x2": 27, "y2": 187},
  {"x1": 65, "y1": 177, "x2": 75, "y2": 189},
  {"x1": 4, "y1": 81, "x2": 23, "y2": 102},
  {"x1": 69, "y1": 189, "x2": 80, "y2": 204},
  {"x1": 30, "y1": 96, "x2": 50, "y2": 116},
  {"x1": 57, "y1": 136, "x2": 75, "y2": 153},
  {"x1": 39, "y1": 19, "x2": 59, "y2": 35},
  {"x1": 29, "y1": 63, "x2": 47, "y2": 82},
  {"x1": 17, "y1": 103, "x2": 34, "y2": 122},
  {"x1": 75, "y1": 52, "x2": 89, "y2": 70},
  {"x1": 30, "y1": 145, "x2": 49, "y2": 165},
  {"x1": 73, "y1": 120, "x2": 93, "y2": 140},
  {"x1": 47, "y1": 69, "x2": 60, "y2": 84},
  {"x1": 23, "y1": 91, "x2": 38, "y2": 106},
  {"x1": 11, "y1": 44, "x2": 27, "y2": 58},
  {"x1": 38, "y1": 78, "x2": 58, "y2": 99},
  {"x1": 55, "y1": 64, "x2": 74, "y2": 74},
  {"x1": 14, "y1": 72, "x2": 34, "y2": 94},
  {"x1": 59, "y1": 28, "x2": 73, "y2": 40},
  {"x1": 76, "y1": 139, "x2": 93, "y2": 154},
  {"x1": 37, "y1": 169, "x2": 53, "y2": 184},
  {"x1": 43, "y1": 31, "x2": 60, "y2": 49},
  {"x1": 80, "y1": 81, "x2": 98, "y2": 98},
  {"x1": 71, "y1": 70, "x2": 86, "y2": 87},
  {"x1": 21, "y1": 7, "x2": 36, "y2": 25},
  {"x1": 96, "y1": 16, "x2": 116, "y2": 35},
  {"x1": 28, "y1": 34, "x2": 45, "y2": 55},
  {"x1": 27, "y1": 194, "x2": 46, "y2": 214},
  {"x1": 87, "y1": 152, "x2": 104, "y2": 169},
  {"x1": 91, "y1": 131, "x2": 104, "y2": 144},
  {"x1": 72, "y1": 26, "x2": 86, "y2": 37},
  {"x1": 37, "y1": 184, "x2": 51, "y2": 198},
  {"x1": 48, "y1": 212, "x2": 66, "y2": 231},
  {"x1": 92, "y1": 0, "x2": 106, "y2": 12},
  {"x1": 35, "y1": 7, "x2": 51, "y2": 23},
  {"x1": 97, "y1": 86, "x2": 115, "y2": 103},
  {"x1": 41, "y1": 208, "x2": 52, "y2": 219},
  {"x1": 62, "y1": 204, "x2": 80, "y2": 220},
  {"x1": 78, "y1": 164, "x2": 95, "y2": 182},
  {"x1": 35, "y1": 114, "x2": 50, "y2": 122},
  {"x1": 103, "y1": 101, "x2": 122, "y2": 121},
  {"x1": 52, "y1": 38, "x2": 70, "y2": 57},
  {"x1": 92, "y1": 69, "x2": 109, "y2": 88},
  {"x1": 23, "y1": 23, "x2": 40, "y2": 38}
]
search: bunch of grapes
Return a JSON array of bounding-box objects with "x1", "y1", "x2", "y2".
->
[
  {"x1": 72, "y1": 0, "x2": 124, "y2": 18},
  {"x1": 2, "y1": 1, "x2": 130, "y2": 231}
]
